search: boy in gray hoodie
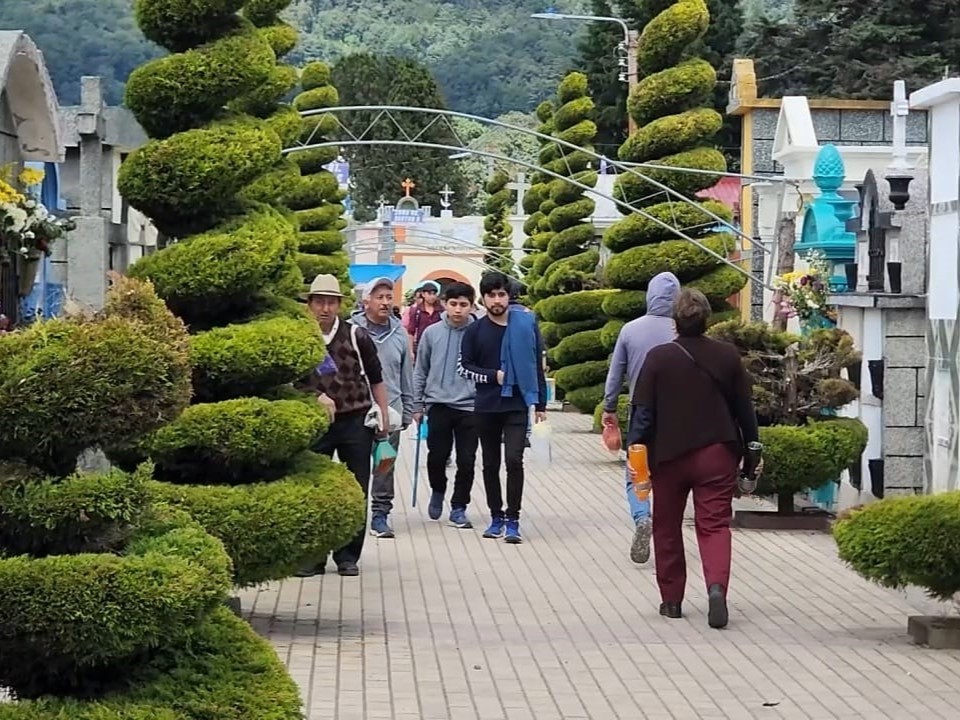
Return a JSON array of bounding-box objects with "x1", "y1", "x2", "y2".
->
[
  {"x1": 601, "y1": 272, "x2": 680, "y2": 565},
  {"x1": 412, "y1": 282, "x2": 478, "y2": 528}
]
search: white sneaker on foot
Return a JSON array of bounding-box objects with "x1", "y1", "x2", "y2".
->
[{"x1": 630, "y1": 518, "x2": 651, "y2": 564}]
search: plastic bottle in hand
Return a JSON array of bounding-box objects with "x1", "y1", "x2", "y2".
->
[{"x1": 628, "y1": 444, "x2": 652, "y2": 501}]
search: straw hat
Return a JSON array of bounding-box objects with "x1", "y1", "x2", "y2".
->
[{"x1": 303, "y1": 274, "x2": 344, "y2": 299}]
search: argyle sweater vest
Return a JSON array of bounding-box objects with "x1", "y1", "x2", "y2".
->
[{"x1": 296, "y1": 322, "x2": 372, "y2": 417}]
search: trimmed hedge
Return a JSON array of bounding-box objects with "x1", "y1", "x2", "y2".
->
[
  {"x1": 300, "y1": 229, "x2": 345, "y2": 254},
  {"x1": 553, "y1": 359, "x2": 610, "y2": 393},
  {"x1": 592, "y1": 393, "x2": 631, "y2": 434},
  {"x1": 0, "y1": 312, "x2": 191, "y2": 476},
  {"x1": 150, "y1": 451, "x2": 366, "y2": 586},
  {"x1": 0, "y1": 607, "x2": 301, "y2": 719},
  {"x1": 536, "y1": 289, "x2": 612, "y2": 323},
  {"x1": 605, "y1": 233, "x2": 734, "y2": 290},
  {"x1": 118, "y1": 120, "x2": 281, "y2": 237},
  {"x1": 689, "y1": 264, "x2": 748, "y2": 304},
  {"x1": 259, "y1": 21, "x2": 298, "y2": 56},
  {"x1": 191, "y1": 314, "x2": 325, "y2": 401},
  {"x1": 612, "y1": 147, "x2": 726, "y2": 210},
  {"x1": 128, "y1": 206, "x2": 297, "y2": 324},
  {"x1": 834, "y1": 492, "x2": 960, "y2": 600},
  {"x1": 0, "y1": 506, "x2": 232, "y2": 698},
  {"x1": 603, "y1": 199, "x2": 732, "y2": 253},
  {"x1": 540, "y1": 317, "x2": 606, "y2": 347},
  {"x1": 619, "y1": 108, "x2": 723, "y2": 164},
  {"x1": 145, "y1": 398, "x2": 330, "y2": 484},
  {"x1": 229, "y1": 64, "x2": 298, "y2": 118},
  {"x1": 133, "y1": 0, "x2": 245, "y2": 53},
  {"x1": 551, "y1": 329, "x2": 607, "y2": 367},
  {"x1": 628, "y1": 59, "x2": 715, "y2": 127},
  {"x1": 600, "y1": 319, "x2": 625, "y2": 351},
  {"x1": 565, "y1": 383, "x2": 606, "y2": 414},
  {"x1": 636, "y1": 0, "x2": 710, "y2": 76},
  {"x1": 125, "y1": 24, "x2": 275, "y2": 139},
  {"x1": 602, "y1": 290, "x2": 646, "y2": 320}
]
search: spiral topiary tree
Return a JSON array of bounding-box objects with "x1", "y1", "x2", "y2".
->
[
  {"x1": 116, "y1": 0, "x2": 365, "y2": 589},
  {"x1": 482, "y1": 170, "x2": 515, "y2": 273},
  {"x1": 0, "y1": 276, "x2": 301, "y2": 717},
  {"x1": 595, "y1": 0, "x2": 746, "y2": 413},
  {"x1": 290, "y1": 61, "x2": 352, "y2": 289},
  {"x1": 526, "y1": 73, "x2": 607, "y2": 413},
  {"x1": 518, "y1": 100, "x2": 555, "y2": 286}
]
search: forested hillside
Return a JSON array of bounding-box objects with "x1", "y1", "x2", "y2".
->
[{"x1": 1, "y1": 0, "x2": 587, "y2": 116}]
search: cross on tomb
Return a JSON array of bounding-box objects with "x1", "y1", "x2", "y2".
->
[
  {"x1": 401, "y1": 178, "x2": 416, "y2": 197},
  {"x1": 506, "y1": 172, "x2": 531, "y2": 216},
  {"x1": 889, "y1": 80, "x2": 910, "y2": 173},
  {"x1": 439, "y1": 184, "x2": 454, "y2": 209}
]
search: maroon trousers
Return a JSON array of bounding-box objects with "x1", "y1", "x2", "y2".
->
[{"x1": 651, "y1": 443, "x2": 738, "y2": 604}]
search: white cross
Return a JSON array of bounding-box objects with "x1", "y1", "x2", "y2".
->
[
  {"x1": 506, "y1": 172, "x2": 532, "y2": 216},
  {"x1": 888, "y1": 80, "x2": 911, "y2": 173},
  {"x1": 439, "y1": 184, "x2": 454, "y2": 209}
]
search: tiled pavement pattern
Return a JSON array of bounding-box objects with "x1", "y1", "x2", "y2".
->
[{"x1": 240, "y1": 413, "x2": 960, "y2": 720}]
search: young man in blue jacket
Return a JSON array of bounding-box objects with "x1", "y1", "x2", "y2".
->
[
  {"x1": 457, "y1": 271, "x2": 547, "y2": 544},
  {"x1": 412, "y1": 282, "x2": 478, "y2": 529}
]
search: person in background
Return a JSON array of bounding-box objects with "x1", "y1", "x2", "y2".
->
[
  {"x1": 458, "y1": 271, "x2": 547, "y2": 544},
  {"x1": 628, "y1": 289, "x2": 759, "y2": 629},
  {"x1": 350, "y1": 277, "x2": 415, "y2": 539},
  {"x1": 404, "y1": 280, "x2": 443, "y2": 358},
  {"x1": 412, "y1": 282, "x2": 478, "y2": 528},
  {"x1": 294, "y1": 274, "x2": 390, "y2": 577},
  {"x1": 600, "y1": 272, "x2": 680, "y2": 565}
]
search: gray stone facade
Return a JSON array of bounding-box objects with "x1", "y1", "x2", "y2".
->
[
  {"x1": 749, "y1": 106, "x2": 928, "y2": 175},
  {"x1": 882, "y1": 306, "x2": 926, "y2": 495}
]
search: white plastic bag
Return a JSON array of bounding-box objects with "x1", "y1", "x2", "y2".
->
[{"x1": 529, "y1": 418, "x2": 552, "y2": 465}]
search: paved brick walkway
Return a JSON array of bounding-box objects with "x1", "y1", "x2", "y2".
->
[{"x1": 240, "y1": 413, "x2": 960, "y2": 720}]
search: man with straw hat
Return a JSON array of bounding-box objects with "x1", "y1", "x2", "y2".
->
[{"x1": 294, "y1": 274, "x2": 391, "y2": 577}]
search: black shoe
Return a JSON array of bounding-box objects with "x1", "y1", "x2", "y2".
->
[
  {"x1": 337, "y1": 561, "x2": 360, "y2": 577},
  {"x1": 294, "y1": 563, "x2": 325, "y2": 578},
  {"x1": 707, "y1": 584, "x2": 728, "y2": 629},
  {"x1": 659, "y1": 602, "x2": 682, "y2": 619}
]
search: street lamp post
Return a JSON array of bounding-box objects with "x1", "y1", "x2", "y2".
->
[{"x1": 531, "y1": 8, "x2": 638, "y2": 135}]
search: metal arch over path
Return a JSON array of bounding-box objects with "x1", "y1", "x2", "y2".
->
[{"x1": 286, "y1": 104, "x2": 777, "y2": 290}]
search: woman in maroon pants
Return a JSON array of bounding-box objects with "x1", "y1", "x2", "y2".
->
[{"x1": 627, "y1": 289, "x2": 759, "y2": 629}]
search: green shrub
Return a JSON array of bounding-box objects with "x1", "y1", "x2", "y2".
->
[
  {"x1": 259, "y1": 21, "x2": 298, "y2": 56},
  {"x1": 536, "y1": 289, "x2": 612, "y2": 323},
  {"x1": 301, "y1": 61, "x2": 332, "y2": 90},
  {"x1": 602, "y1": 290, "x2": 646, "y2": 319},
  {"x1": 263, "y1": 105, "x2": 304, "y2": 147},
  {"x1": 0, "y1": 513, "x2": 231, "y2": 698},
  {"x1": 0, "y1": 463, "x2": 152, "y2": 557},
  {"x1": 118, "y1": 121, "x2": 281, "y2": 237},
  {"x1": 547, "y1": 223, "x2": 594, "y2": 260},
  {"x1": 553, "y1": 359, "x2": 610, "y2": 393},
  {"x1": 619, "y1": 108, "x2": 723, "y2": 164},
  {"x1": 133, "y1": 0, "x2": 245, "y2": 53},
  {"x1": 565, "y1": 383, "x2": 606, "y2": 414},
  {"x1": 552, "y1": 329, "x2": 607, "y2": 366},
  {"x1": 0, "y1": 607, "x2": 301, "y2": 719},
  {"x1": 603, "y1": 199, "x2": 732, "y2": 253},
  {"x1": 128, "y1": 206, "x2": 296, "y2": 324},
  {"x1": 243, "y1": 0, "x2": 292, "y2": 25},
  {"x1": 689, "y1": 264, "x2": 748, "y2": 303},
  {"x1": 834, "y1": 492, "x2": 960, "y2": 600},
  {"x1": 150, "y1": 452, "x2": 365, "y2": 586},
  {"x1": 600, "y1": 319, "x2": 625, "y2": 351},
  {"x1": 757, "y1": 419, "x2": 867, "y2": 496},
  {"x1": 125, "y1": 24, "x2": 276, "y2": 139},
  {"x1": 605, "y1": 233, "x2": 734, "y2": 290},
  {"x1": 297, "y1": 252, "x2": 350, "y2": 283},
  {"x1": 592, "y1": 393, "x2": 631, "y2": 434},
  {"x1": 191, "y1": 314, "x2": 325, "y2": 401},
  {"x1": 0, "y1": 315, "x2": 191, "y2": 476},
  {"x1": 300, "y1": 229, "x2": 345, "y2": 254},
  {"x1": 145, "y1": 398, "x2": 329, "y2": 483},
  {"x1": 293, "y1": 85, "x2": 339, "y2": 112},
  {"x1": 612, "y1": 147, "x2": 726, "y2": 209},
  {"x1": 636, "y1": 0, "x2": 709, "y2": 76},
  {"x1": 238, "y1": 157, "x2": 301, "y2": 207},
  {"x1": 285, "y1": 173, "x2": 340, "y2": 211},
  {"x1": 296, "y1": 204, "x2": 344, "y2": 231},
  {"x1": 229, "y1": 64, "x2": 299, "y2": 118},
  {"x1": 628, "y1": 59, "x2": 715, "y2": 127}
]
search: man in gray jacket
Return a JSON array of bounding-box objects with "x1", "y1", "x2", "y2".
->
[
  {"x1": 601, "y1": 271, "x2": 680, "y2": 564},
  {"x1": 351, "y1": 277, "x2": 415, "y2": 538},
  {"x1": 412, "y1": 281, "x2": 478, "y2": 528}
]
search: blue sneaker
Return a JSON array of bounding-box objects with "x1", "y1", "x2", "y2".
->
[
  {"x1": 449, "y1": 507, "x2": 472, "y2": 529},
  {"x1": 504, "y1": 519, "x2": 522, "y2": 544},
  {"x1": 482, "y1": 516, "x2": 505, "y2": 538},
  {"x1": 428, "y1": 491, "x2": 444, "y2": 520},
  {"x1": 370, "y1": 514, "x2": 395, "y2": 538}
]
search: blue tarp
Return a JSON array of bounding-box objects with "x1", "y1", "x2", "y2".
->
[{"x1": 349, "y1": 264, "x2": 406, "y2": 285}]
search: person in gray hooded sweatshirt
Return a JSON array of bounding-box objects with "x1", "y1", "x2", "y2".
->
[
  {"x1": 412, "y1": 281, "x2": 478, "y2": 528},
  {"x1": 351, "y1": 277, "x2": 415, "y2": 539},
  {"x1": 601, "y1": 271, "x2": 680, "y2": 564}
]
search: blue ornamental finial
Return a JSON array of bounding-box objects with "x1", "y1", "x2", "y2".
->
[{"x1": 812, "y1": 144, "x2": 845, "y2": 196}]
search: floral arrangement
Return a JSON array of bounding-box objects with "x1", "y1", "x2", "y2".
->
[
  {"x1": 773, "y1": 251, "x2": 837, "y2": 323},
  {"x1": 0, "y1": 165, "x2": 75, "y2": 262}
]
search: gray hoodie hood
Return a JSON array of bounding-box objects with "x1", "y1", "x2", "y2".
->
[
  {"x1": 350, "y1": 309, "x2": 414, "y2": 424},
  {"x1": 601, "y1": 272, "x2": 680, "y2": 411},
  {"x1": 412, "y1": 311, "x2": 476, "y2": 412}
]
